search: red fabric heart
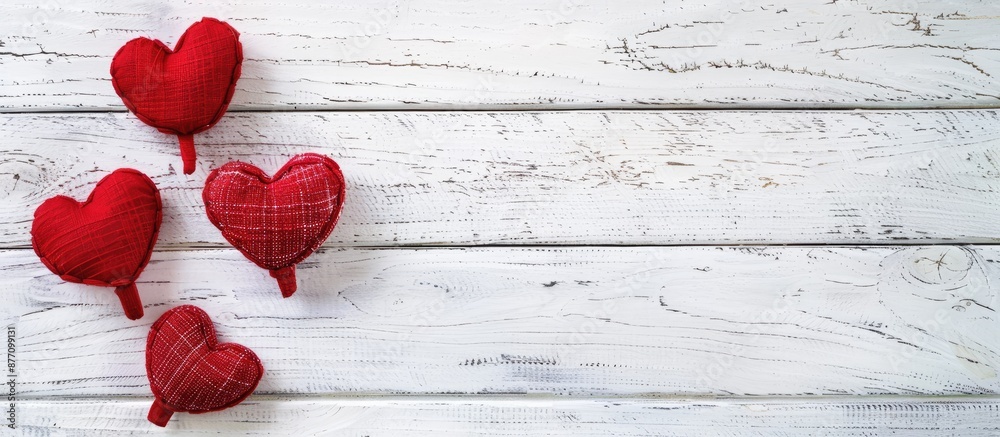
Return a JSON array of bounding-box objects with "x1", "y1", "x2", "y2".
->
[
  {"x1": 31, "y1": 169, "x2": 162, "y2": 320},
  {"x1": 203, "y1": 154, "x2": 346, "y2": 297},
  {"x1": 146, "y1": 305, "x2": 263, "y2": 427},
  {"x1": 111, "y1": 17, "x2": 242, "y2": 175}
]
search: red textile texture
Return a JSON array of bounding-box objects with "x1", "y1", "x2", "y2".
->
[
  {"x1": 203, "y1": 153, "x2": 346, "y2": 297},
  {"x1": 111, "y1": 17, "x2": 242, "y2": 175},
  {"x1": 31, "y1": 169, "x2": 162, "y2": 320},
  {"x1": 146, "y1": 305, "x2": 263, "y2": 427}
]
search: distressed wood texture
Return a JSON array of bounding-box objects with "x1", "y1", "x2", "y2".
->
[
  {"x1": 2, "y1": 110, "x2": 1000, "y2": 248},
  {"x1": 13, "y1": 397, "x2": 1000, "y2": 436},
  {"x1": 4, "y1": 245, "x2": 999, "y2": 397},
  {"x1": 3, "y1": 0, "x2": 1000, "y2": 111}
]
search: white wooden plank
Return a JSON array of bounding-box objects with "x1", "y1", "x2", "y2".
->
[
  {"x1": 3, "y1": 0, "x2": 1000, "y2": 110},
  {"x1": 3, "y1": 245, "x2": 999, "y2": 397},
  {"x1": 10, "y1": 397, "x2": 1000, "y2": 436},
  {"x1": 2, "y1": 111, "x2": 999, "y2": 247}
]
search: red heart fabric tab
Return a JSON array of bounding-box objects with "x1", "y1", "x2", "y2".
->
[
  {"x1": 111, "y1": 17, "x2": 242, "y2": 175},
  {"x1": 146, "y1": 305, "x2": 263, "y2": 427},
  {"x1": 31, "y1": 169, "x2": 162, "y2": 320},
  {"x1": 203, "y1": 153, "x2": 346, "y2": 297}
]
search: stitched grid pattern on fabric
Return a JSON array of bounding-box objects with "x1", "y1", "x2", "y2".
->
[
  {"x1": 31, "y1": 169, "x2": 161, "y2": 286},
  {"x1": 111, "y1": 17, "x2": 242, "y2": 136},
  {"x1": 203, "y1": 154, "x2": 346, "y2": 270},
  {"x1": 147, "y1": 305, "x2": 262, "y2": 413}
]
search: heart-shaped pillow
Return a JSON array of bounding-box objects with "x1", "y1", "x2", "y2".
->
[
  {"x1": 111, "y1": 17, "x2": 242, "y2": 175},
  {"x1": 31, "y1": 169, "x2": 162, "y2": 320},
  {"x1": 146, "y1": 305, "x2": 263, "y2": 427},
  {"x1": 203, "y1": 154, "x2": 346, "y2": 297}
]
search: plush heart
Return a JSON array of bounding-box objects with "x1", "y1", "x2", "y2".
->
[
  {"x1": 203, "y1": 154, "x2": 346, "y2": 297},
  {"x1": 111, "y1": 17, "x2": 242, "y2": 175},
  {"x1": 146, "y1": 305, "x2": 263, "y2": 427},
  {"x1": 31, "y1": 169, "x2": 162, "y2": 320}
]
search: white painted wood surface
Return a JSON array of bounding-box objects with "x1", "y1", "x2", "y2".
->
[
  {"x1": 4, "y1": 246, "x2": 999, "y2": 397},
  {"x1": 5, "y1": 0, "x2": 1000, "y2": 434},
  {"x1": 3, "y1": 0, "x2": 1000, "y2": 110},
  {"x1": 2, "y1": 110, "x2": 999, "y2": 248},
  {"x1": 15, "y1": 397, "x2": 1000, "y2": 436}
]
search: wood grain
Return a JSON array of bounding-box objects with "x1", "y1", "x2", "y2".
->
[
  {"x1": 13, "y1": 397, "x2": 1000, "y2": 435},
  {"x1": 4, "y1": 245, "x2": 999, "y2": 397},
  {"x1": 3, "y1": 0, "x2": 1000, "y2": 110},
  {"x1": 2, "y1": 111, "x2": 999, "y2": 248}
]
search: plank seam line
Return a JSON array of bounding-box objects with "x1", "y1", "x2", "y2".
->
[
  {"x1": 16, "y1": 394, "x2": 1000, "y2": 402},
  {"x1": 3, "y1": 242, "x2": 1000, "y2": 252},
  {"x1": 2, "y1": 106, "x2": 1000, "y2": 115}
]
